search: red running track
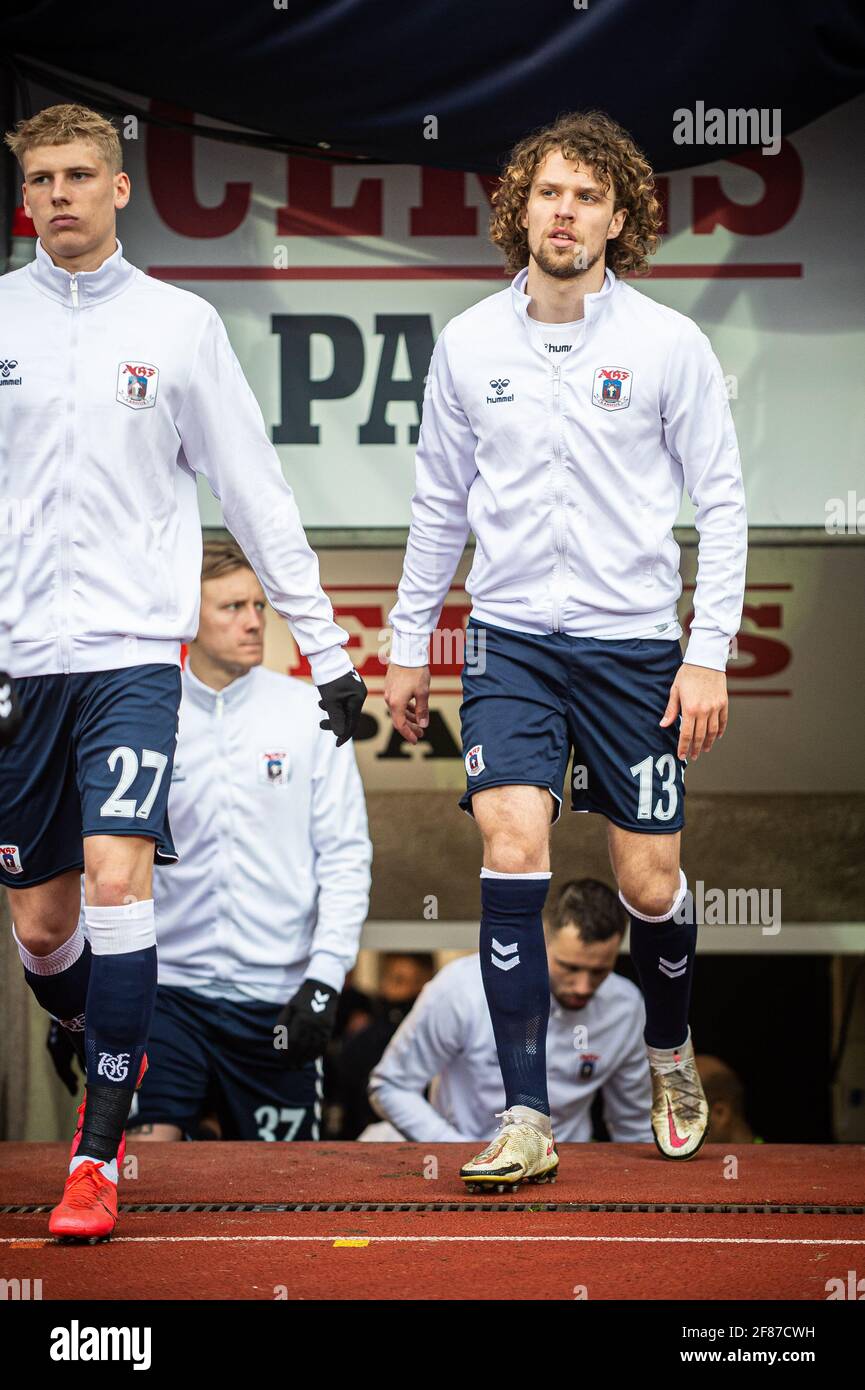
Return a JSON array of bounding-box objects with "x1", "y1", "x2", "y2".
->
[{"x1": 1, "y1": 1142, "x2": 863, "y2": 1300}]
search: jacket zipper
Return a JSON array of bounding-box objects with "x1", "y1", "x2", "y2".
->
[
  {"x1": 214, "y1": 689, "x2": 226, "y2": 975},
  {"x1": 525, "y1": 311, "x2": 582, "y2": 635},
  {"x1": 551, "y1": 363, "x2": 566, "y2": 633},
  {"x1": 59, "y1": 274, "x2": 80, "y2": 673}
]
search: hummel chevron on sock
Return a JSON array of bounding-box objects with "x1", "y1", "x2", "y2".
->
[
  {"x1": 620, "y1": 870, "x2": 696, "y2": 1049},
  {"x1": 479, "y1": 869, "x2": 552, "y2": 1116}
]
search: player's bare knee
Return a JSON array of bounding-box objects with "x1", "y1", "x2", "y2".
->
[
  {"x1": 11, "y1": 915, "x2": 79, "y2": 956},
  {"x1": 619, "y1": 871, "x2": 681, "y2": 920},
  {"x1": 7, "y1": 879, "x2": 82, "y2": 954},
  {"x1": 84, "y1": 868, "x2": 141, "y2": 906},
  {"x1": 482, "y1": 831, "x2": 548, "y2": 875},
  {"x1": 84, "y1": 835, "x2": 154, "y2": 906}
]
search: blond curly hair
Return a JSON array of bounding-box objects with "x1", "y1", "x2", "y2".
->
[{"x1": 490, "y1": 110, "x2": 662, "y2": 277}]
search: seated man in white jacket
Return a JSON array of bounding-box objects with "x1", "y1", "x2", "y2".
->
[
  {"x1": 128, "y1": 539, "x2": 372, "y2": 1142},
  {"x1": 366, "y1": 879, "x2": 651, "y2": 1145}
]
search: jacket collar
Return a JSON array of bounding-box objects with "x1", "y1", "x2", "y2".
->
[
  {"x1": 28, "y1": 236, "x2": 135, "y2": 307},
  {"x1": 182, "y1": 661, "x2": 259, "y2": 713},
  {"x1": 510, "y1": 264, "x2": 617, "y2": 326}
]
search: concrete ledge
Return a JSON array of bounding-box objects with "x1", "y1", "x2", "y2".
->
[{"x1": 360, "y1": 921, "x2": 865, "y2": 954}]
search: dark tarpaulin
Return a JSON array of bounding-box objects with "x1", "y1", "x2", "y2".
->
[{"x1": 1, "y1": 0, "x2": 864, "y2": 176}]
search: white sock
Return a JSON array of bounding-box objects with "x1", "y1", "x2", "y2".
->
[
  {"x1": 13, "y1": 920, "x2": 86, "y2": 974},
  {"x1": 504, "y1": 1105, "x2": 553, "y2": 1138},
  {"x1": 480, "y1": 868, "x2": 552, "y2": 880},
  {"x1": 83, "y1": 897, "x2": 156, "y2": 954},
  {"x1": 70, "y1": 1155, "x2": 119, "y2": 1184},
  {"x1": 647, "y1": 1028, "x2": 691, "y2": 1061}
]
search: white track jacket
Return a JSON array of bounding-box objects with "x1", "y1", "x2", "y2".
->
[
  {"x1": 0, "y1": 239, "x2": 352, "y2": 686},
  {"x1": 0, "y1": 450, "x2": 22, "y2": 671},
  {"x1": 151, "y1": 662, "x2": 372, "y2": 1003},
  {"x1": 389, "y1": 267, "x2": 747, "y2": 673},
  {"x1": 368, "y1": 953, "x2": 652, "y2": 1143}
]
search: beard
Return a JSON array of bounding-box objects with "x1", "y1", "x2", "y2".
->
[
  {"x1": 553, "y1": 992, "x2": 588, "y2": 1010},
  {"x1": 530, "y1": 232, "x2": 605, "y2": 281}
]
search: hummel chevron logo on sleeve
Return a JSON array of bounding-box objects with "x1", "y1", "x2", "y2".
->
[{"x1": 658, "y1": 955, "x2": 688, "y2": 979}]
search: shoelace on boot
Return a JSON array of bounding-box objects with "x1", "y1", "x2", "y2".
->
[
  {"x1": 61, "y1": 1161, "x2": 111, "y2": 1209},
  {"x1": 494, "y1": 1109, "x2": 522, "y2": 1130},
  {"x1": 493, "y1": 1108, "x2": 552, "y2": 1141},
  {"x1": 654, "y1": 1059, "x2": 705, "y2": 1122}
]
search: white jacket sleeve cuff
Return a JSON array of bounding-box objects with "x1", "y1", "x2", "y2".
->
[
  {"x1": 307, "y1": 644, "x2": 354, "y2": 687},
  {"x1": 306, "y1": 950, "x2": 348, "y2": 994},
  {"x1": 682, "y1": 629, "x2": 733, "y2": 672},
  {"x1": 367, "y1": 1080, "x2": 470, "y2": 1143},
  {"x1": 389, "y1": 628, "x2": 431, "y2": 667}
]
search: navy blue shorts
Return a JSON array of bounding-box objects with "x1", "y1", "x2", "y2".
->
[
  {"x1": 459, "y1": 618, "x2": 686, "y2": 833},
  {"x1": 0, "y1": 664, "x2": 181, "y2": 888},
  {"x1": 130, "y1": 985, "x2": 324, "y2": 1141}
]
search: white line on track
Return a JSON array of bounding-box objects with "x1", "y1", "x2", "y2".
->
[{"x1": 1, "y1": 1234, "x2": 863, "y2": 1246}]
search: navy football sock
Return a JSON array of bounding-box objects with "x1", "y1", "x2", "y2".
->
[
  {"x1": 80, "y1": 911, "x2": 157, "y2": 1161},
  {"x1": 621, "y1": 871, "x2": 697, "y2": 1049},
  {"x1": 80, "y1": 945, "x2": 156, "y2": 1158},
  {"x1": 479, "y1": 870, "x2": 552, "y2": 1116},
  {"x1": 15, "y1": 923, "x2": 91, "y2": 1066}
]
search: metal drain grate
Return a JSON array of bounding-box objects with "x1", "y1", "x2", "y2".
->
[{"x1": 2, "y1": 1201, "x2": 863, "y2": 1216}]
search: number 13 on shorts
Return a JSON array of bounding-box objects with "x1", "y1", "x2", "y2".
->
[{"x1": 630, "y1": 752, "x2": 681, "y2": 821}]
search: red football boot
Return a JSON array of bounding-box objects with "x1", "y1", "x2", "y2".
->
[
  {"x1": 48, "y1": 1160, "x2": 118, "y2": 1241},
  {"x1": 69, "y1": 1052, "x2": 149, "y2": 1166}
]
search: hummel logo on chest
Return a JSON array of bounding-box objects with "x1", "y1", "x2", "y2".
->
[
  {"x1": 486, "y1": 377, "x2": 514, "y2": 403},
  {"x1": 0, "y1": 359, "x2": 22, "y2": 385}
]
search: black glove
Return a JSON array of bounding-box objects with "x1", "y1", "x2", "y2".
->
[
  {"x1": 0, "y1": 671, "x2": 22, "y2": 749},
  {"x1": 275, "y1": 978, "x2": 339, "y2": 1068},
  {"x1": 46, "y1": 1020, "x2": 82, "y2": 1096},
  {"x1": 317, "y1": 668, "x2": 367, "y2": 747}
]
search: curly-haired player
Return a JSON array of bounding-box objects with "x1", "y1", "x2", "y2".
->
[{"x1": 385, "y1": 110, "x2": 747, "y2": 1188}]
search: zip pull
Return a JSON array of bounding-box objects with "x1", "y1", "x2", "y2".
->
[{"x1": 70, "y1": 274, "x2": 79, "y2": 309}]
